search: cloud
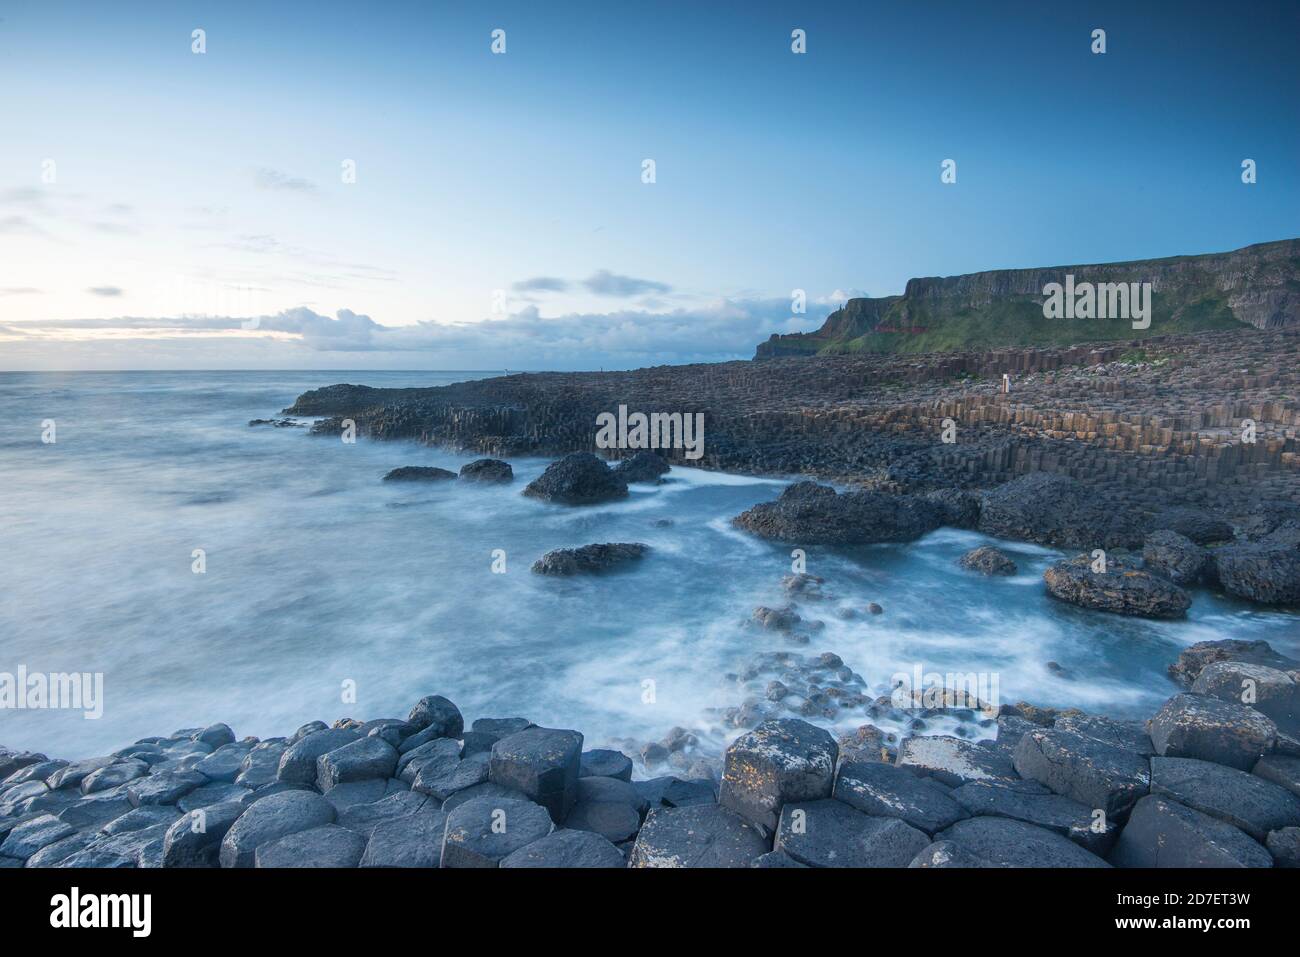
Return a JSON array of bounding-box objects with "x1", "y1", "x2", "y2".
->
[
  {"x1": 512, "y1": 276, "x2": 571, "y2": 293},
  {"x1": 252, "y1": 167, "x2": 318, "y2": 193},
  {"x1": 0, "y1": 215, "x2": 51, "y2": 237},
  {"x1": 0, "y1": 287, "x2": 42, "y2": 296},
  {"x1": 87, "y1": 286, "x2": 124, "y2": 297},
  {"x1": 582, "y1": 270, "x2": 672, "y2": 297}
]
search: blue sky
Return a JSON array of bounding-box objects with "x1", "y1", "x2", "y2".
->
[{"x1": 2, "y1": 0, "x2": 1297, "y2": 369}]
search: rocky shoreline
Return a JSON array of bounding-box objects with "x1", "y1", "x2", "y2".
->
[{"x1": 2, "y1": 634, "x2": 1297, "y2": 868}]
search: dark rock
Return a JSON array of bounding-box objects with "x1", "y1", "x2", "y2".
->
[
  {"x1": 191, "y1": 747, "x2": 248, "y2": 783},
  {"x1": 837, "y1": 725, "x2": 893, "y2": 766},
  {"x1": 441, "y1": 797, "x2": 554, "y2": 868},
  {"x1": 978, "y1": 472, "x2": 1142, "y2": 550},
  {"x1": 46, "y1": 757, "x2": 116, "y2": 791},
  {"x1": 1266, "y1": 827, "x2": 1300, "y2": 867},
  {"x1": 276, "y1": 728, "x2": 360, "y2": 786},
  {"x1": 1148, "y1": 693, "x2": 1276, "y2": 770},
  {"x1": 908, "y1": 839, "x2": 993, "y2": 868},
  {"x1": 0, "y1": 814, "x2": 76, "y2": 860},
  {"x1": 921, "y1": 488, "x2": 982, "y2": 530},
  {"x1": 359, "y1": 805, "x2": 448, "y2": 867},
  {"x1": 1193, "y1": 662, "x2": 1299, "y2": 736},
  {"x1": 161, "y1": 802, "x2": 245, "y2": 867},
  {"x1": 951, "y1": 781, "x2": 1119, "y2": 855},
  {"x1": 25, "y1": 832, "x2": 97, "y2": 868},
  {"x1": 1012, "y1": 727, "x2": 1150, "y2": 817},
  {"x1": 0, "y1": 751, "x2": 47, "y2": 781},
  {"x1": 775, "y1": 798, "x2": 930, "y2": 867},
  {"x1": 81, "y1": 760, "x2": 149, "y2": 794},
  {"x1": 489, "y1": 727, "x2": 583, "y2": 823},
  {"x1": 732, "y1": 481, "x2": 942, "y2": 545},
  {"x1": 614, "y1": 451, "x2": 670, "y2": 483},
  {"x1": 321, "y1": 779, "x2": 390, "y2": 813},
  {"x1": 500, "y1": 828, "x2": 626, "y2": 868},
  {"x1": 530, "y1": 542, "x2": 649, "y2": 575},
  {"x1": 628, "y1": 804, "x2": 769, "y2": 868},
  {"x1": 781, "y1": 573, "x2": 826, "y2": 598},
  {"x1": 1212, "y1": 543, "x2": 1300, "y2": 605},
  {"x1": 750, "y1": 850, "x2": 809, "y2": 868},
  {"x1": 1152, "y1": 506, "x2": 1234, "y2": 545},
  {"x1": 235, "y1": 742, "x2": 287, "y2": 789},
  {"x1": 406, "y1": 695, "x2": 465, "y2": 738},
  {"x1": 579, "y1": 749, "x2": 633, "y2": 782},
  {"x1": 958, "y1": 545, "x2": 1018, "y2": 576},
  {"x1": 57, "y1": 796, "x2": 134, "y2": 831},
  {"x1": 459, "y1": 458, "x2": 514, "y2": 483},
  {"x1": 254, "y1": 823, "x2": 366, "y2": 868},
  {"x1": 316, "y1": 737, "x2": 398, "y2": 790},
  {"x1": 522, "y1": 452, "x2": 628, "y2": 506},
  {"x1": 1168, "y1": 638, "x2": 1300, "y2": 688},
  {"x1": 440, "y1": 781, "x2": 530, "y2": 814},
  {"x1": 833, "y1": 761, "x2": 969, "y2": 834},
  {"x1": 1110, "y1": 794, "x2": 1272, "y2": 868},
  {"x1": 867, "y1": 602, "x2": 883, "y2": 615},
  {"x1": 1142, "y1": 530, "x2": 1208, "y2": 586},
  {"x1": 935, "y1": 816, "x2": 1110, "y2": 867},
  {"x1": 218, "y1": 790, "x2": 337, "y2": 868},
  {"x1": 411, "y1": 751, "x2": 490, "y2": 801},
  {"x1": 337, "y1": 790, "x2": 434, "y2": 837},
  {"x1": 3, "y1": 760, "x2": 67, "y2": 787},
  {"x1": 1044, "y1": 554, "x2": 1191, "y2": 619},
  {"x1": 103, "y1": 805, "x2": 182, "y2": 835},
  {"x1": 896, "y1": 735, "x2": 1020, "y2": 788},
  {"x1": 751, "y1": 604, "x2": 801, "y2": 632},
  {"x1": 1149, "y1": 756, "x2": 1300, "y2": 841},
  {"x1": 195, "y1": 723, "x2": 236, "y2": 748},
  {"x1": 1054, "y1": 714, "x2": 1155, "y2": 756},
  {"x1": 126, "y1": 770, "x2": 208, "y2": 807},
  {"x1": 719, "y1": 718, "x2": 838, "y2": 831},
  {"x1": 1253, "y1": 754, "x2": 1300, "y2": 798},
  {"x1": 398, "y1": 737, "x2": 463, "y2": 784},
  {"x1": 382, "y1": 465, "x2": 457, "y2": 482}
]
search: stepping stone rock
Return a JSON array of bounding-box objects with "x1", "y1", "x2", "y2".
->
[
  {"x1": 316, "y1": 737, "x2": 398, "y2": 790},
  {"x1": 1149, "y1": 756, "x2": 1300, "y2": 841},
  {"x1": 952, "y1": 780, "x2": 1119, "y2": 855},
  {"x1": 1013, "y1": 727, "x2": 1150, "y2": 817},
  {"x1": 1212, "y1": 543, "x2": 1300, "y2": 605},
  {"x1": 776, "y1": 798, "x2": 930, "y2": 867},
  {"x1": 531, "y1": 542, "x2": 649, "y2": 576},
  {"x1": 218, "y1": 790, "x2": 336, "y2": 868},
  {"x1": 908, "y1": 839, "x2": 993, "y2": 868},
  {"x1": 459, "y1": 458, "x2": 514, "y2": 483},
  {"x1": 1192, "y1": 662, "x2": 1299, "y2": 736},
  {"x1": 936, "y1": 816, "x2": 1111, "y2": 867},
  {"x1": 191, "y1": 746, "x2": 249, "y2": 783},
  {"x1": 580, "y1": 749, "x2": 634, "y2": 781},
  {"x1": 3, "y1": 760, "x2": 67, "y2": 787},
  {"x1": 397, "y1": 737, "x2": 461, "y2": 782},
  {"x1": 276, "y1": 729, "x2": 360, "y2": 785},
  {"x1": 440, "y1": 781, "x2": 530, "y2": 814},
  {"x1": 359, "y1": 806, "x2": 448, "y2": 867},
  {"x1": 500, "y1": 828, "x2": 626, "y2": 868},
  {"x1": 162, "y1": 802, "x2": 245, "y2": 867},
  {"x1": 1110, "y1": 795, "x2": 1272, "y2": 868},
  {"x1": 441, "y1": 797, "x2": 554, "y2": 868},
  {"x1": 460, "y1": 717, "x2": 534, "y2": 757},
  {"x1": 127, "y1": 770, "x2": 208, "y2": 807},
  {"x1": 719, "y1": 718, "x2": 838, "y2": 831},
  {"x1": 833, "y1": 761, "x2": 969, "y2": 834},
  {"x1": 628, "y1": 804, "x2": 769, "y2": 868},
  {"x1": 406, "y1": 695, "x2": 465, "y2": 738},
  {"x1": 897, "y1": 735, "x2": 1019, "y2": 788},
  {"x1": 255, "y1": 823, "x2": 366, "y2": 867},
  {"x1": 489, "y1": 727, "x2": 583, "y2": 823},
  {"x1": 1148, "y1": 693, "x2": 1276, "y2": 770}
]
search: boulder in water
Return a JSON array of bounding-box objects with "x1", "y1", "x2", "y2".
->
[
  {"x1": 1044, "y1": 554, "x2": 1191, "y2": 619},
  {"x1": 530, "y1": 542, "x2": 649, "y2": 576},
  {"x1": 522, "y1": 452, "x2": 628, "y2": 505}
]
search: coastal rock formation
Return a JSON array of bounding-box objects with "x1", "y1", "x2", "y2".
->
[
  {"x1": 979, "y1": 473, "x2": 1142, "y2": 550},
  {"x1": 1141, "y1": 530, "x2": 1208, "y2": 586},
  {"x1": 958, "y1": 545, "x2": 1017, "y2": 576},
  {"x1": 530, "y1": 543, "x2": 649, "y2": 576},
  {"x1": 732, "y1": 482, "x2": 942, "y2": 545},
  {"x1": 458, "y1": 458, "x2": 513, "y2": 483},
  {"x1": 614, "y1": 451, "x2": 671, "y2": 483},
  {"x1": 1043, "y1": 554, "x2": 1192, "y2": 619},
  {"x1": 382, "y1": 466, "x2": 456, "y2": 482},
  {"x1": 1169, "y1": 639, "x2": 1300, "y2": 688},
  {"x1": 1211, "y1": 543, "x2": 1300, "y2": 605},
  {"x1": 522, "y1": 452, "x2": 628, "y2": 506}
]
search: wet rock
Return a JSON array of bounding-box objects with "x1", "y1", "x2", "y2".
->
[
  {"x1": 316, "y1": 737, "x2": 399, "y2": 790},
  {"x1": 1110, "y1": 794, "x2": 1271, "y2": 868},
  {"x1": 1253, "y1": 754, "x2": 1300, "y2": 798},
  {"x1": 1142, "y1": 530, "x2": 1207, "y2": 586},
  {"x1": 628, "y1": 804, "x2": 769, "y2": 868},
  {"x1": 719, "y1": 718, "x2": 838, "y2": 831},
  {"x1": 921, "y1": 488, "x2": 982, "y2": 530},
  {"x1": 531, "y1": 542, "x2": 649, "y2": 576},
  {"x1": 1054, "y1": 714, "x2": 1154, "y2": 756},
  {"x1": 103, "y1": 805, "x2": 182, "y2": 834},
  {"x1": 1149, "y1": 756, "x2": 1300, "y2": 841},
  {"x1": 0, "y1": 751, "x2": 48, "y2": 781},
  {"x1": 1267, "y1": 827, "x2": 1300, "y2": 867},
  {"x1": 579, "y1": 749, "x2": 633, "y2": 782},
  {"x1": 834, "y1": 762, "x2": 969, "y2": 834},
  {"x1": 837, "y1": 725, "x2": 893, "y2": 766},
  {"x1": 489, "y1": 727, "x2": 583, "y2": 823},
  {"x1": 3, "y1": 760, "x2": 67, "y2": 787},
  {"x1": 321, "y1": 779, "x2": 390, "y2": 813},
  {"x1": 750, "y1": 850, "x2": 808, "y2": 868},
  {"x1": 935, "y1": 816, "x2": 1110, "y2": 867},
  {"x1": 440, "y1": 781, "x2": 530, "y2": 814},
  {"x1": 46, "y1": 757, "x2": 116, "y2": 791},
  {"x1": 337, "y1": 790, "x2": 433, "y2": 837},
  {"x1": 127, "y1": 770, "x2": 208, "y2": 807},
  {"x1": 24, "y1": 832, "x2": 97, "y2": 868},
  {"x1": 0, "y1": 814, "x2": 75, "y2": 860},
  {"x1": 406, "y1": 695, "x2": 465, "y2": 739},
  {"x1": 411, "y1": 751, "x2": 490, "y2": 801},
  {"x1": 1013, "y1": 727, "x2": 1150, "y2": 817},
  {"x1": 57, "y1": 796, "x2": 134, "y2": 831},
  {"x1": 382, "y1": 465, "x2": 457, "y2": 482},
  {"x1": 867, "y1": 602, "x2": 883, "y2": 615},
  {"x1": 1044, "y1": 554, "x2": 1191, "y2": 619},
  {"x1": 218, "y1": 790, "x2": 337, "y2": 868},
  {"x1": 194, "y1": 723, "x2": 236, "y2": 749},
  {"x1": 255, "y1": 823, "x2": 366, "y2": 868},
  {"x1": 565, "y1": 777, "x2": 646, "y2": 844},
  {"x1": 358, "y1": 805, "x2": 448, "y2": 867},
  {"x1": 782, "y1": 573, "x2": 826, "y2": 598},
  {"x1": 908, "y1": 839, "x2": 992, "y2": 868},
  {"x1": 978, "y1": 472, "x2": 1141, "y2": 550},
  {"x1": 459, "y1": 458, "x2": 514, "y2": 483},
  {"x1": 81, "y1": 760, "x2": 149, "y2": 794},
  {"x1": 1192, "y1": 662, "x2": 1299, "y2": 736},
  {"x1": 1168, "y1": 638, "x2": 1300, "y2": 688},
  {"x1": 441, "y1": 797, "x2": 554, "y2": 868},
  {"x1": 614, "y1": 451, "x2": 670, "y2": 483},
  {"x1": 775, "y1": 798, "x2": 930, "y2": 867},
  {"x1": 523, "y1": 452, "x2": 628, "y2": 506},
  {"x1": 192, "y1": 746, "x2": 249, "y2": 783},
  {"x1": 162, "y1": 803, "x2": 245, "y2": 867},
  {"x1": 1212, "y1": 543, "x2": 1300, "y2": 605},
  {"x1": 958, "y1": 545, "x2": 1017, "y2": 576},
  {"x1": 732, "y1": 481, "x2": 942, "y2": 545},
  {"x1": 396, "y1": 737, "x2": 460, "y2": 783},
  {"x1": 235, "y1": 742, "x2": 287, "y2": 789},
  {"x1": 751, "y1": 604, "x2": 801, "y2": 632},
  {"x1": 1148, "y1": 693, "x2": 1276, "y2": 770},
  {"x1": 951, "y1": 780, "x2": 1119, "y2": 855},
  {"x1": 276, "y1": 728, "x2": 361, "y2": 786},
  {"x1": 896, "y1": 736, "x2": 1019, "y2": 788}
]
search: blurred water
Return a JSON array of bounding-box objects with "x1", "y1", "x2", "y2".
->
[{"x1": 2, "y1": 371, "x2": 1298, "y2": 762}]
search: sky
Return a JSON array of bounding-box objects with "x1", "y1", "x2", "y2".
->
[{"x1": 1, "y1": 0, "x2": 1297, "y2": 370}]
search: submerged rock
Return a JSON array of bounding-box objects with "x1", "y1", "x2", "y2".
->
[
  {"x1": 731, "y1": 481, "x2": 942, "y2": 545},
  {"x1": 1043, "y1": 554, "x2": 1191, "y2": 619},
  {"x1": 614, "y1": 451, "x2": 671, "y2": 483},
  {"x1": 458, "y1": 458, "x2": 514, "y2": 483},
  {"x1": 958, "y1": 545, "x2": 1017, "y2": 576},
  {"x1": 530, "y1": 542, "x2": 649, "y2": 576},
  {"x1": 382, "y1": 466, "x2": 457, "y2": 482},
  {"x1": 522, "y1": 452, "x2": 628, "y2": 505}
]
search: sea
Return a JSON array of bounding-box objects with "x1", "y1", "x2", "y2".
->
[{"x1": 3, "y1": 370, "x2": 1298, "y2": 763}]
